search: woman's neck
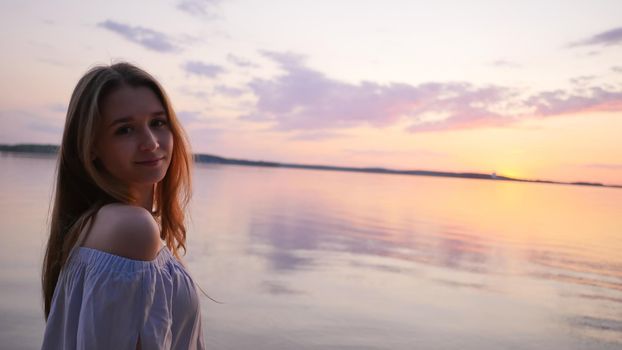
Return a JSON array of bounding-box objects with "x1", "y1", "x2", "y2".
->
[{"x1": 133, "y1": 183, "x2": 155, "y2": 212}]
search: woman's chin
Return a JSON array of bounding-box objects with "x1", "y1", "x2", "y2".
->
[{"x1": 129, "y1": 173, "x2": 167, "y2": 187}]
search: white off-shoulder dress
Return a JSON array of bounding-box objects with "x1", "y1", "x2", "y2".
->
[{"x1": 41, "y1": 245, "x2": 205, "y2": 350}]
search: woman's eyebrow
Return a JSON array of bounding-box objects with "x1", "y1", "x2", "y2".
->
[
  {"x1": 109, "y1": 117, "x2": 133, "y2": 128},
  {"x1": 108, "y1": 111, "x2": 166, "y2": 128}
]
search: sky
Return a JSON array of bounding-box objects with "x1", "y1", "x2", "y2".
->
[{"x1": 1, "y1": 0, "x2": 621, "y2": 185}]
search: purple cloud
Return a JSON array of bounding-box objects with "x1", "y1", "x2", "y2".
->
[
  {"x1": 177, "y1": 0, "x2": 221, "y2": 18},
  {"x1": 98, "y1": 20, "x2": 178, "y2": 52},
  {"x1": 182, "y1": 61, "x2": 225, "y2": 78},
  {"x1": 568, "y1": 26, "x2": 622, "y2": 48},
  {"x1": 214, "y1": 85, "x2": 246, "y2": 97},
  {"x1": 226, "y1": 54, "x2": 259, "y2": 68},
  {"x1": 526, "y1": 87, "x2": 622, "y2": 116},
  {"x1": 570, "y1": 75, "x2": 595, "y2": 85},
  {"x1": 243, "y1": 51, "x2": 517, "y2": 133},
  {"x1": 239, "y1": 51, "x2": 622, "y2": 134}
]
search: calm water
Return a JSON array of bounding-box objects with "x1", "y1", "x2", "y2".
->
[{"x1": 0, "y1": 153, "x2": 621, "y2": 349}]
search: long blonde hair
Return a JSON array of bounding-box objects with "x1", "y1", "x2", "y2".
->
[{"x1": 42, "y1": 62, "x2": 193, "y2": 320}]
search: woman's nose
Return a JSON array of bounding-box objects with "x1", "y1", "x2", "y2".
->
[{"x1": 139, "y1": 129, "x2": 159, "y2": 151}]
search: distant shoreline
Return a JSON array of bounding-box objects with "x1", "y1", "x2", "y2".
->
[{"x1": 1, "y1": 143, "x2": 620, "y2": 189}]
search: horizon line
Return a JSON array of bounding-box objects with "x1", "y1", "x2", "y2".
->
[{"x1": 0, "y1": 143, "x2": 620, "y2": 189}]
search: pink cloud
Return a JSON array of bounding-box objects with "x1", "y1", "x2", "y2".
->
[
  {"x1": 407, "y1": 109, "x2": 514, "y2": 133},
  {"x1": 245, "y1": 52, "x2": 512, "y2": 133},
  {"x1": 528, "y1": 87, "x2": 622, "y2": 116},
  {"x1": 240, "y1": 51, "x2": 622, "y2": 134}
]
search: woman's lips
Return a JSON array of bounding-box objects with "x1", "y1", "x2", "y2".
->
[{"x1": 135, "y1": 157, "x2": 164, "y2": 166}]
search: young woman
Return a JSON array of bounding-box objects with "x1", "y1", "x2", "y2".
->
[{"x1": 41, "y1": 62, "x2": 205, "y2": 349}]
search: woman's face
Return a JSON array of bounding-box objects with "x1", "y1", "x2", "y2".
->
[{"x1": 93, "y1": 85, "x2": 173, "y2": 190}]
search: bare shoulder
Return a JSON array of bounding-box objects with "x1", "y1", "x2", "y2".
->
[{"x1": 82, "y1": 203, "x2": 163, "y2": 261}]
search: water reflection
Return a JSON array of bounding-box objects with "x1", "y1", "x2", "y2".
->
[
  {"x1": 2, "y1": 155, "x2": 622, "y2": 349},
  {"x1": 260, "y1": 281, "x2": 304, "y2": 296},
  {"x1": 249, "y1": 211, "x2": 497, "y2": 275},
  {"x1": 527, "y1": 249, "x2": 622, "y2": 283},
  {"x1": 233, "y1": 168, "x2": 622, "y2": 345},
  {"x1": 568, "y1": 315, "x2": 622, "y2": 344}
]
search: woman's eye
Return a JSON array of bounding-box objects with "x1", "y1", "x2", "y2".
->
[
  {"x1": 115, "y1": 126, "x2": 133, "y2": 135},
  {"x1": 152, "y1": 119, "x2": 168, "y2": 127}
]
